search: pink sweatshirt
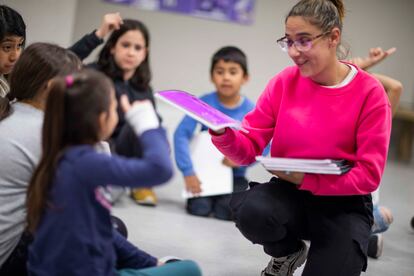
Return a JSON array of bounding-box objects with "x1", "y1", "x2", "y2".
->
[{"x1": 211, "y1": 65, "x2": 392, "y2": 196}]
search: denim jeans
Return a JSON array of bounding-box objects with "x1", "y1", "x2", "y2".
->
[{"x1": 186, "y1": 176, "x2": 248, "y2": 220}]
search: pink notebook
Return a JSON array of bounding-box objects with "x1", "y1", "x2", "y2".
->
[{"x1": 155, "y1": 90, "x2": 244, "y2": 131}]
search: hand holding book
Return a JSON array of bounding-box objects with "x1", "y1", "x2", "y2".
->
[
  {"x1": 269, "y1": 170, "x2": 304, "y2": 185},
  {"x1": 155, "y1": 90, "x2": 247, "y2": 133},
  {"x1": 256, "y1": 156, "x2": 352, "y2": 175}
]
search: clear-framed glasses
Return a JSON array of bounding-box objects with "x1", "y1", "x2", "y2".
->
[{"x1": 276, "y1": 31, "x2": 330, "y2": 52}]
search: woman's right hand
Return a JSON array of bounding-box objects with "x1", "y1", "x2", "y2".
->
[
  {"x1": 210, "y1": 128, "x2": 226, "y2": 135},
  {"x1": 95, "y1": 12, "x2": 123, "y2": 39},
  {"x1": 184, "y1": 175, "x2": 202, "y2": 195}
]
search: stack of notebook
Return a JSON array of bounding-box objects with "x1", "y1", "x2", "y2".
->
[{"x1": 256, "y1": 156, "x2": 352, "y2": 175}]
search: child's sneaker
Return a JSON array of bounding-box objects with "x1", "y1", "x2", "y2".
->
[
  {"x1": 111, "y1": 215, "x2": 128, "y2": 238},
  {"x1": 261, "y1": 240, "x2": 307, "y2": 276},
  {"x1": 131, "y1": 188, "x2": 157, "y2": 206},
  {"x1": 158, "y1": 256, "x2": 182, "y2": 264},
  {"x1": 367, "y1": 233, "x2": 383, "y2": 259}
]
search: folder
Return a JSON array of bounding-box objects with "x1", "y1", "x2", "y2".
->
[
  {"x1": 182, "y1": 132, "x2": 233, "y2": 198},
  {"x1": 155, "y1": 90, "x2": 243, "y2": 132}
]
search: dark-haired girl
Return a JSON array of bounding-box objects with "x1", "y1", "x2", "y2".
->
[
  {"x1": 70, "y1": 15, "x2": 160, "y2": 206},
  {"x1": 26, "y1": 69, "x2": 201, "y2": 276}
]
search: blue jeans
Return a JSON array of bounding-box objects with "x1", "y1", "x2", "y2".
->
[
  {"x1": 186, "y1": 176, "x2": 248, "y2": 220},
  {"x1": 371, "y1": 204, "x2": 390, "y2": 234},
  {"x1": 117, "y1": 260, "x2": 202, "y2": 276}
]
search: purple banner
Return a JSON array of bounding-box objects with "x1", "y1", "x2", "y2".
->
[{"x1": 104, "y1": 0, "x2": 255, "y2": 25}]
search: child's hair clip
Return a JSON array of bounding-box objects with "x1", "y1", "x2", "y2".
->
[{"x1": 65, "y1": 75, "x2": 74, "y2": 88}]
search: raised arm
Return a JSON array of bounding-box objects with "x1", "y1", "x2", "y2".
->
[
  {"x1": 349, "y1": 47, "x2": 396, "y2": 71},
  {"x1": 95, "y1": 12, "x2": 123, "y2": 40},
  {"x1": 372, "y1": 73, "x2": 403, "y2": 117},
  {"x1": 349, "y1": 47, "x2": 402, "y2": 116},
  {"x1": 69, "y1": 12, "x2": 123, "y2": 60}
]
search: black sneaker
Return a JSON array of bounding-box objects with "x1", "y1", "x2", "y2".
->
[
  {"x1": 367, "y1": 234, "x2": 383, "y2": 259},
  {"x1": 158, "y1": 256, "x2": 182, "y2": 264},
  {"x1": 261, "y1": 240, "x2": 307, "y2": 276}
]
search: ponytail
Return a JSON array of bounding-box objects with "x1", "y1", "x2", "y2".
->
[
  {"x1": 286, "y1": 0, "x2": 344, "y2": 31},
  {"x1": 329, "y1": 0, "x2": 345, "y2": 25},
  {"x1": 27, "y1": 69, "x2": 113, "y2": 233},
  {"x1": 26, "y1": 78, "x2": 67, "y2": 233}
]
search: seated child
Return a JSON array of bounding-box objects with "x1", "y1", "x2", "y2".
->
[
  {"x1": 0, "y1": 5, "x2": 25, "y2": 97},
  {"x1": 350, "y1": 47, "x2": 401, "y2": 258},
  {"x1": 26, "y1": 69, "x2": 201, "y2": 276},
  {"x1": 174, "y1": 46, "x2": 256, "y2": 220}
]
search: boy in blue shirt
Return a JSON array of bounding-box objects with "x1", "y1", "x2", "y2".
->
[{"x1": 174, "y1": 46, "x2": 254, "y2": 220}]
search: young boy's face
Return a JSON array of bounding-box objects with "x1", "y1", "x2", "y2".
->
[
  {"x1": 211, "y1": 60, "x2": 248, "y2": 99},
  {"x1": 0, "y1": 35, "x2": 24, "y2": 75}
]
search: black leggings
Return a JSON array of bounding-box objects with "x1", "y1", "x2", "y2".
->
[
  {"x1": 229, "y1": 177, "x2": 373, "y2": 276},
  {"x1": 0, "y1": 231, "x2": 32, "y2": 276}
]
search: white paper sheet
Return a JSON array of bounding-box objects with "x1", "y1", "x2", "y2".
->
[{"x1": 182, "y1": 132, "x2": 233, "y2": 198}]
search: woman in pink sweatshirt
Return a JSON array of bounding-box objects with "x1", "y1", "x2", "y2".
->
[{"x1": 210, "y1": 0, "x2": 391, "y2": 275}]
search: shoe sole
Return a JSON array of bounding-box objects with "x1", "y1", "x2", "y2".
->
[
  {"x1": 261, "y1": 241, "x2": 308, "y2": 276},
  {"x1": 288, "y1": 242, "x2": 308, "y2": 276},
  {"x1": 375, "y1": 234, "x2": 383, "y2": 258},
  {"x1": 134, "y1": 199, "x2": 157, "y2": 207}
]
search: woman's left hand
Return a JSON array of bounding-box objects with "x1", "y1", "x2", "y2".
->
[{"x1": 268, "y1": 170, "x2": 304, "y2": 185}]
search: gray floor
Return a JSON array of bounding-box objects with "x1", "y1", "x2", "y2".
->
[{"x1": 112, "y1": 160, "x2": 414, "y2": 276}]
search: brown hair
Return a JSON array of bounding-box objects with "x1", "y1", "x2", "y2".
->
[
  {"x1": 286, "y1": 0, "x2": 348, "y2": 58},
  {"x1": 97, "y1": 19, "x2": 151, "y2": 92},
  {"x1": 0, "y1": 43, "x2": 81, "y2": 120},
  {"x1": 26, "y1": 69, "x2": 114, "y2": 233}
]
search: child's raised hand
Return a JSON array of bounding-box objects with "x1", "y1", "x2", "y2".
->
[
  {"x1": 366, "y1": 47, "x2": 396, "y2": 68},
  {"x1": 120, "y1": 95, "x2": 153, "y2": 113},
  {"x1": 349, "y1": 47, "x2": 396, "y2": 70},
  {"x1": 120, "y1": 94, "x2": 132, "y2": 113},
  {"x1": 95, "y1": 12, "x2": 123, "y2": 39},
  {"x1": 122, "y1": 95, "x2": 159, "y2": 135}
]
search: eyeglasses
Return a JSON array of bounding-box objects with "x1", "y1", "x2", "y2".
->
[{"x1": 276, "y1": 31, "x2": 330, "y2": 52}]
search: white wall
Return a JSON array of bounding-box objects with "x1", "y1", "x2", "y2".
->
[
  {"x1": 2, "y1": 0, "x2": 413, "y2": 104},
  {"x1": 2, "y1": 0, "x2": 412, "y2": 203},
  {"x1": 71, "y1": 0, "x2": 289, "y2": 102},
  {"x1": 70, "y1": 0, "x2": 414, "y2": 104},
  {"x1": 344, "y1": 0, "x2": 414, "y2": 106}
]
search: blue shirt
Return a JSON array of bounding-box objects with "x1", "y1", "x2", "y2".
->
[
  {"x1": 28, "y1": 128, "x2": 172, "y2": 276},
  {"x1": 173, "y1": 92, "x2": 255, "y2": 178}
]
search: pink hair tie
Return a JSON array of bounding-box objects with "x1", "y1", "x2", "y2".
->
[{"x1": 65, "y1": 75, "x2": 74, "y2": 88}]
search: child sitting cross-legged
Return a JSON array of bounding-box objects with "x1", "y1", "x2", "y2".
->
[{"x1": 26, "y1": 69, "x2": 201, "y2": 276}]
